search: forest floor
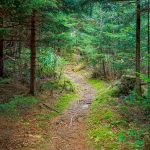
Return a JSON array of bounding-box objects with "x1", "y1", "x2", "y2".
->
[
  {"x1": 0, "y1": 64, "x2": 96, "y2": 150},
  {"x1": 46, "y1": 65, "x2": 96, "y2": 150},
  {"x1": 0, "y1": 64, "x2": 149, "y2": 150}
]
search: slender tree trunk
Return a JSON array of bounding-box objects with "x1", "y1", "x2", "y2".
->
[
  {"x1": 102, "y1": 60, "x2": 107, "y2": 80},
  {"x1": 30, "y1": 10, "x2": 36, "y2": 95},
  {"x1": 0, "y1": 39, "x2": 3, "y2": 77},
  {"x1": 99, "y1": 7, "x2": 108, "y2": 80},
  {"x1": 0, "y1": 19, "x2": 4, "y2": 77},
  {"x1": 100, "y1": 26, "x2": 107, "y2": 80},
  {"x1": 18, "y1": 23, "x2": 22, "y2": 58},
  {"x1": 148, "y1": 0, "x2": 150, "y2": 99},
  {"x1": 135, "y1": 0, "x2": 142, "y2": 98},
  {"x1": 100, "y1": 24, "x2": 107, "y2": 80},
  {"x1": 89, "y1": 2, "x2": 93, "y2": 17},
  {"x1": 18, "y1": 40, "x2": 22, "y2": 58}
]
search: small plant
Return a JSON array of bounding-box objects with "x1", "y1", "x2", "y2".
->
[
  {"x1": 0, "y1": 77, "x2": 12, "y2": 84},
  {"x1": 87, "y1": 79, "x2": 149, "y2": 150},
  {"x1": 117, "y1": 129, "x2": 145, "y2": 149},
  {"x1": 40, "y1": 81, "x2": 59, "y2": 91},
  {"x1": 53, "y1": 93, "x2": 77, "y2": 112},
  {"x1": 0, "y1": 95, "x2": 39, "y2": 117},
  {"x1": 35, "y1": 93, "x2": 77, "y2": 122},
  {"x1": 37, "y1": 49, "x2": 66, "y2": 79}
]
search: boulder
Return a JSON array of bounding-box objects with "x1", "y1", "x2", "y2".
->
[{"x1": 115, "y1": 75, "x2": 136, "y2": 95}]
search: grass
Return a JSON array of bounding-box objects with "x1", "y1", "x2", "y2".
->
[
  {"x1": 87, "y1": 79, "x2": 147, "y2": 150},
  {"x1": 35, "y1": 74, "x2": 78, "y2": 122},
  {"x1": 35, "y1": 92, "x2": 77, "y2": 121},
  {"x1": 0, "y1": 77, "x2": 12, "y2": 84},
  {"x1": 0, "y1": 77, "x2": 76, "y2": 118},
  {"x1": 0, "y1": 95, "x2": 39, "y2": 117},
  {"x1": 40, "y1": 76, "x2": 75, "y2": 92},
  {"x1": 53, "y1": 93, "x2": 77, "y2": 111}
]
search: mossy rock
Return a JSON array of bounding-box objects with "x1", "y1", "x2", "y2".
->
[{"x1": 115, "y1": 75, "x2": 136, "y2": 95}]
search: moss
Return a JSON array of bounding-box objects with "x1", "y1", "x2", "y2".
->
[
  {"x1": 87, "y1": 79, "x2": 146, "y2": 150},
  {"x1": 53, "y1": 93, "x2": 77, "y2": 111},
  {"x1": 35, "y1": 92, "x2": 77, "y2": 122},
  {"x1": 0, "y1": 77, "x2": 12, "y2": 84},
  {"x1": 0, "y1": 95, "x2": 39, "y2": 117},
  {"x1": 40, "y1": 77, "x2": 76, "y2": 92}
]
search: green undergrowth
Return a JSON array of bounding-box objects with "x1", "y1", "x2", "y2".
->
[
  {"x1": 37, "y1": 77, "x2": 77, "y2": 121},
  {"x1": 35, "y1": 92, "x2": 77, "y2": 121},
  {"x1": 0, "y1": 95, "x2": 39, "y2": 117},
  {"x1": 40, "y1": 76, "x2": 76, "y2": 93},
  {"x1": 0, "y1": 77, "x2": 12, "y2": 84},
  {"x1": 53, "y1": 92, "x2": 77, "y2": 111},
  {"x1": 87, "y1": 79, "x2": 148, "y2": 150}
]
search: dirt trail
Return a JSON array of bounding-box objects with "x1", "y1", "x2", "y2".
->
[{"x1": 46, "y1": 66, "x2": 96, "y2": 150}]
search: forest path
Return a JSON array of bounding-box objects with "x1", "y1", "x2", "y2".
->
[{"x1": 47, "y1": 65, "x2": 96, "y2": 150}]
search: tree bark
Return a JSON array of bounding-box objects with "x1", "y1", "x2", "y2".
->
[
  {"x1": 89, "y1": 1, "x2": 93, "y2": 17},
  {"x1": 30, "y1": 10, "x2": 36, "y2": 95},
  {"x1": 0, "y1": 19, "x2": 4, "y2": 77},
  {"x1": 100, "y1": 26, "x2": 107, "y2": 80},
  {"x1": 135, "y1": 0, "x2": 142, "y2": 98},
  {"x1": 148, "y1": 0, "x2": 150, "y2": 99},
  {"x1": 99, "y1": 7, "x2": 108, "y2": 80}
]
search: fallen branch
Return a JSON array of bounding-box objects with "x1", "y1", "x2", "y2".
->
[
  {"x1": 5, "y1": 55, "x2": 16, "y2": 61},
  {"x1": 41, "y1": 103, "x2": 60, "y2": 113}
]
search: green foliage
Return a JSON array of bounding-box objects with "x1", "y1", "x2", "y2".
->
[
  {"x1": 0, "y1": 1, "x2": 149, "y2": 149},
  {"x1": 40, "y1": 77, "x2": 75, "y2": 92},
  {"x1": 53, "y1": 93, "x2": 77, "y2": 112},
  {"x1": 4, "y1": 48, "x2": 66, "y2": 83},
  {"x1": 87, "y1": 79, "x2": 119, "y2": 149},
  {"x1": 123, "y1": 90, "x2": 150, "y2": 121},
  {"x1": 87, "y1": 79, "x2": 148, "y2": 150},
  {"x1": 140, "y1": 74, "x2": 150, "y2": 83},
  {"x1": 0, "y1": 78, "x2": 12, "y2": 84},
  {"x1": 118, "y1": 129, "x2": 145, "y2": 149},
  {"x1": 40, "y1": 81, "x2": 59, "y2": 90},
  {"x1": 37, "y1": 49, "x2": 66, "y2": 78},
  {"x1": 89, "y1": 126, "x2": 117, "y2": 149},
  {"x1": 0, "y1": 95, "x2": 39, "y2": 117}
]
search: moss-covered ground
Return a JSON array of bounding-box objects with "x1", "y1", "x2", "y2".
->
[{"x1": 87, "y1": 79, "x2": 149, "y2": 150}]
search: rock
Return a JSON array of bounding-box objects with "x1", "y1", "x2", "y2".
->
[
  {"x1": 81, "y1": 104, "x2": 89, "y2": 109},
  {"x1": 77, "y1": 117, "x2": 83, "y2": 123},
  {"x1": 114, "y1": 75, "x2": 136, "y2": 95}
]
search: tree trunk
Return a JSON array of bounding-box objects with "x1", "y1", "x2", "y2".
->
[
  {"x1": 99, "y1": 7, "x2": 107, "y2": 80},
  {"x1": 135, "y1": 0, "x2": 142, "y2": 98},
  {"x1": 89, "y1": 1, "x2": 93, "y2": 17},
  {"x1": 102, "y1": 60, "x2": 107, "y2": 80},
  {"x1": 148, "y1": 0, "x2": 150, "y2": 99},
  {"x1": 100, "y1": 28, "x2": 107, "y2": 80},
  {"x1": 0, "y1": 19, "x2": 4, "y2": 77},
  {"x1": 18, "y1": 24, "x2": 22, "y2": 58},
  {"x1": 30, "y1": 10, "x2": 36, "y2": 95},
  {"x1": 0, "y1": 39, "x2": 3, "y2": 77}
]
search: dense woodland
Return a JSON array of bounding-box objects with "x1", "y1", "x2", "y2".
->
[{"x1": 0, "y1": 0, "x2": 150, "y2": 150}]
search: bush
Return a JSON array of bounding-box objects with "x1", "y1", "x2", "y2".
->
[
  {"x1": 0, "y1": 95, "x2": 39, "y2": 117},
  {"x1": 114, "y1": 75, "x2": 136, "y2": 95},
  {"x1": 37, "y1": 48, "x2": 66, "y2": 79}
]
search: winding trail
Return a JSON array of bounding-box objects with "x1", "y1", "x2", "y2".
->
[{"x1": 47, "y1": 66, "x2": 96, "y2": 150}]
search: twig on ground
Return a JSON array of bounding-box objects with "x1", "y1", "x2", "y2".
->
[{"x1": 40, "y1": 103, "x2": 60, "y2": 113}]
